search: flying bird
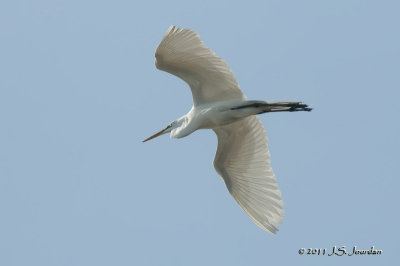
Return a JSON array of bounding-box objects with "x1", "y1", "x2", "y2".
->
[{"x1": 144, "y1": 26, "x2": 311, "y2": 234}]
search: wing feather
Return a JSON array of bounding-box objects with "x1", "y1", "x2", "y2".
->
[
  {"x1": 155, "y1": 26, "x2": 245, "y2": 106},
  {"x1": 213, "y1": 116, "x2": 284, "y2": 233}
]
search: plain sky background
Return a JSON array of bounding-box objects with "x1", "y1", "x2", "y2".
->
[{"x1": 1, "y1": 0, "x2": 399, "y2": 265}]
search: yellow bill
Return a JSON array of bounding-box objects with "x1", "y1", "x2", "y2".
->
[{"x1": 142, "y1": 128, "x2": 167, "y2": 142}]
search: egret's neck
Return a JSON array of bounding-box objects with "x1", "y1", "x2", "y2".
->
[{"x1": 170, "y1": 115, "x2": 193, "y2": 139}]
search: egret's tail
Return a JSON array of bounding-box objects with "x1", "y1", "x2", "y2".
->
[{"x1": 231, "y1": 101, "x2": 312, "y2": 114}]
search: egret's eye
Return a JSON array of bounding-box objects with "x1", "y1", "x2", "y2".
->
[{"x1": 167, "y1": 123, "x2": 172, "y2": 128}]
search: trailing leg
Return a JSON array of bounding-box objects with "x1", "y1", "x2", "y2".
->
[{"x1": 231, "y1": 100, "x2": 312, "y2": 115}]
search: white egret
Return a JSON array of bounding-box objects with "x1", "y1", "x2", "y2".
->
[{"x1": 144, "y1": 26, "x2": 311, "y2": 234}]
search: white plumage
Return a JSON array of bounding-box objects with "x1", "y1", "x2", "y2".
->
[
  {"x1": 155, "y1": 26, "x2": 244, "y2": 106},
  {"x1": 214, "y1": 116, "x2": 283, "y2": 233},
  {"x1": 144, "y1": 26, "x2": 310, "y2": 233}
]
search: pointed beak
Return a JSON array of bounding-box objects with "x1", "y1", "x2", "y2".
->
[{"x1": 142, "y1": 127, "x2": 168, "y2": 142}]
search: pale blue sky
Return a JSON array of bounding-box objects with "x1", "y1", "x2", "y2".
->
[{"x1": 0, "y1": 0, "x2": 398, "y2": 265}]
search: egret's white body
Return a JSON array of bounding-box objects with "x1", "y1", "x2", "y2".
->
[{"x1": 144, "y1": 26, "x2": 311, "y2": 234}]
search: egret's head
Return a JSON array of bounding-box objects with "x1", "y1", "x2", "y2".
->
[{"x1": 142, "y1": 121, "x2": 176, "y2": 142}]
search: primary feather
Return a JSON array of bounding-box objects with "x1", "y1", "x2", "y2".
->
[
  {"x1": 214, "y1": 116, "x2": 284, "y2": 233},
  {"x1": 155, "y1": 26, "x2": 245, "y2": 106}
]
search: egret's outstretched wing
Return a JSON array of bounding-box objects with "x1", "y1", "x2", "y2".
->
[
  {"x1": 155, "y1": 26, "x2": 245, "y2": 106},
  {"x1": 213, "y1": 116, "x2": 284, "y2": 233}
]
